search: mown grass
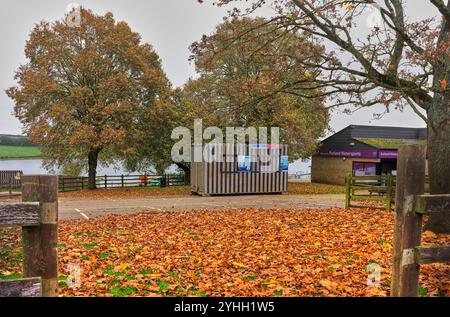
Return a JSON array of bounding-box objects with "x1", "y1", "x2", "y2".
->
[{"x1": 0, "y1": 145, "x2": 41, "y2": 158}]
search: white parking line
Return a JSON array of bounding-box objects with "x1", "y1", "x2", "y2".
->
[
  {"x1": 144, "y1": 206, "x2": 163, "y2": 211},
  {"x1": 75, "y1": 208, "x2": 89, "y2": 220}
]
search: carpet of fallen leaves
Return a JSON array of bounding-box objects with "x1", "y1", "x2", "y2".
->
[
  {"x1": 1, "y1": 208, "x2": 448, "y2": 297},
  {"x1": 351, "y1": 199, "x2": 390, "y2": 210},
  {"x1": 57, "y1": 183, "x2": 346, "y2": 201}
]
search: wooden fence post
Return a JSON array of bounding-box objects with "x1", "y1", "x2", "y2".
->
[
  {"x1": 391, "y1": 145, "x2": 426, "y2": 297},
  {"x1": 21, "y1": 175, "x2": 59, "y2": 297},
  {"x1": 386, "y1": 173, "x2": 393, "y2": 211},
  {"x1": 104, "y1": 175, "x2": 107, "y2": 189},
  {"x1": 345, "y1": 175, "x2": 351, "y2": 209},
  {"x1": 121, "y1": 174, "x2": 124, "y2": 188}
]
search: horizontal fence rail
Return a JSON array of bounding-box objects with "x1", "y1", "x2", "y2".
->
[
  {"x1": 0, "y1": 171, "x2": 187, "y2": 194},
  {"x1": 59, "y1": 173, "x2": 187, "y2": 192},
  {"x1": 0, "y1": 278, "x2": 41, "y2": 297},
  {"x1": 0, "y1": 171, "x2": 189, "y2": 195},
  {"x1": 0, "y1": 202, "x2": 40, "y2": 227},
  {"x1": 414, "y1": 194, "x2": 450, "y2": 214},
  {"x1": 345, "y1": 174, "x2": 395, "y2": 211},
  {"x1": 415, "y1": 245, "x2": 450, "y2": 265},
  {"x1": 345, "y1": 174, "x2": 429, "y2": 211},
  {"x1": 288, "y1": 173, "x2": 311, "y2": 180}
]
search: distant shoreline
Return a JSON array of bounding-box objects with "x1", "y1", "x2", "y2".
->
[{"x1": 0, "y1": 156, "x2": 42, "y2": 160}]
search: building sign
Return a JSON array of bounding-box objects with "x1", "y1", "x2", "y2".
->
[
  {"x1": 319, "y1": 149, "x2": 398, "y2": 159},
  {"x1": 319, "y1": 150, "x2": 378, "y2": 158},
  {"x1": 378, "y1": 150, "x2": 398, "y2": 159}
]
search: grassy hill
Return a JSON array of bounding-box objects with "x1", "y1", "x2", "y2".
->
[
  {"x1": 0, "y1": 134, "x2": 41, "y2": 159},
  {"x1": 0, "y1": 145, "x2": 41, "y2": 159}
]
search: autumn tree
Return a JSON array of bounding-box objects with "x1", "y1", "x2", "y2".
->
[
  {"x1": 181, "y1": 17, "x2": 329, "y2": 160},
  {"x1": 123, "y1": 91, "x2": 178, "y2": 175},
  {"x1": 205, "y1": 0, "x2": 450, "y2": 233},
  {"x1": 7, "y1": 8, "x2": 171, "y2": 189}
]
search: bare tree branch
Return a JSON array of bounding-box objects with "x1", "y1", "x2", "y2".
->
[{"x1": 430, "y1": 0, "x2": 450, "y2": 25}]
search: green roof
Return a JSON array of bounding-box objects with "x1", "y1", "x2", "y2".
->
[{"x1": 355, "y1": 138, "x2": 426, "y2": 149}]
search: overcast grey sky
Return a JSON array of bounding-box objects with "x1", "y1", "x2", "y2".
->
[{"x1": 0, "y1": 0, "x2": 434, "y2": 136}]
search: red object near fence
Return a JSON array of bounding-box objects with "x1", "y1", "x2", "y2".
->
[{"x1": 140, "y1": 175, "x2": 148, "y2": 186}]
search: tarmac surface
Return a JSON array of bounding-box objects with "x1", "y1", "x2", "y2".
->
[
  {"x1": 0, "y1": 192, "x2": 344, "y2": 220},
  {"x1": 57, "y1": 194, "x2": 344, "y2": 220}
]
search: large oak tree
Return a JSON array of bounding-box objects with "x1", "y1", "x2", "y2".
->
[
  {"x1": 206, "y1": 0, "x2": 450, "y2": 233},
  {"x1": 7, "y1": 8, "x2": 171, "y2": 189},
  {"x1": 181, "y1": 17, "x2": 329, "y2": 159}
]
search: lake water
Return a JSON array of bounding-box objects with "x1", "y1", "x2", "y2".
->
[
  {"x1": 0, "y1": 158, "x2": 311, "y2": 175},
  {"x1": 0, "y1": 159, "x2": 147, "y2": 175}
]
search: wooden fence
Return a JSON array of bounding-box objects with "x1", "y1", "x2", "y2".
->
[
  {"x1": 0, "y1": 171, "x2": 187, "y2": 194},
  {"x1": 391, "y1": 145, "x2": 450, "y2": 297},
  {"x1": 59, "y1": 173, "x2": 187, "y2": 192},
  {"x1": 0, "y1": 175, "x2": 58, "y2": 297},
  {"x1": 345, "y1": 174, "x2": 395, "y2": 211},
  {"x1": 0, "y1": 170, "x2": 23, "y2": 195}
]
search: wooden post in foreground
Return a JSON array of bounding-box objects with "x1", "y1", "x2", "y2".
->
[
  {"x1": 390, "y1": 145, "x2": 426, "y2": 297},
  {"x1": 21, "y1": 175, "x2": 59, "y2": 297}
]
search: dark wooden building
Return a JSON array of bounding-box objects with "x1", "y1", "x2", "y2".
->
[{"x1": 311, "y1": 125, "x2": 427, "y2": 185}]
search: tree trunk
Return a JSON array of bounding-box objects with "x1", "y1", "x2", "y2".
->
[
  {"x1": 87, "y1": 149, "x2": 100, "y2": 190},
  {"x1": 424, "y1": 19, "x2": 450, "y2": 233},
  {"x1": 424, "y1": 96, "x2": 450, "y2": 233},
  {"x1": 175, "y1": 162, "x2": 191, "y2": 184}
]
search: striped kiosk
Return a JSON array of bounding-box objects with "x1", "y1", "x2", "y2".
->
[{"x1": 191, "y1": 143, "x2": 288, "y2": 196}]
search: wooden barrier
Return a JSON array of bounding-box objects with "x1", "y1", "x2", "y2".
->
[
  {"x1": 0, "y1": 170, "x2": 22, "y2": 197},
  {"x1": 0, "y1": 278, "x2": 41, "y2": 297},
  {"x1": 58, "y1": 173, "x2": 187, "y2": 192},
  {"x1": 345, "y1": 174, "x2": 395, "y2": 211},
  {"x1": 0, "y1": 175, "x2": 58, "y2": 297},
  {"x1": 0, "y1": 170, "x2": 22, "y2": 187},
  {"x1": 390, "y1": 145, "x2": 450, "y2": 297}
]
